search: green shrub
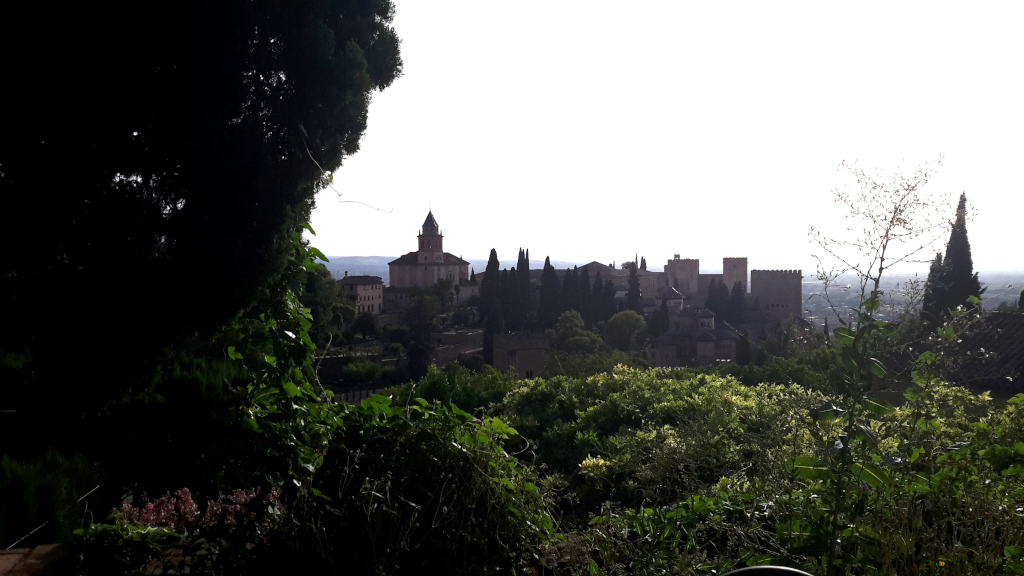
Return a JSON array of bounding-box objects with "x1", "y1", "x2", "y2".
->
[
  {"x1": 341, "y1": 359, "x2": 381, "y2": 382},
  {"x1": 0, "y1": 451, "x2": 99, "y2": 548},
  {"x1": 284, "y1": 395, "x2": 554, "y2": 576}
]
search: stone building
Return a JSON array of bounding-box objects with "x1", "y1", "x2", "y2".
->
[
  {"x1": 493, "y1": 332, "x2": 548, "y2": 379},
  {"x1": 660, "y1": 256, "x2": 803, "y2": 322},
  {"x1": 388, "y1": 211, "x2": 470, "y2": 288},
  {"x1": 338, "y1": 273, "x2": 384, "y2": 314}
]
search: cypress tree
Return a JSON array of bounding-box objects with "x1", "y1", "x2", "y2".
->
[
  {"x1": 921, "y1": 252, "x2": 944, "y2": 326},
  {"x1": 591, "y1": 271, "x2": 606, "y2": 323},
  {"x1": 729, "y1": 281, "x2": 746, "y2": 324},
  {"x1": 929, "y1": 193, "x2": 983, "y2": 322},
  {"x1": 640, "y1": 256, "x2": 647, "y2": 271},
  {"x1": 480, "y1": 249, "x2": 502, "y2": 364},
  {"x1": 649, "y1": 297, "x2": 670, "y2": 336},
  {"x1": 626, "y1": 264, "x2": 642, "y2": 313},
  {"x1": 604, "y1": 278, "x2": 617, "y2": 319},
  {"x1": 517, "y1": 248, "x2": 531, "y2": 310},
  {"x1": 704, "y1": 279, "x2": 721, "y2": 313},
  {"x1": 578, "y1": 266, "x2": 592, "y2": 328},
  {"x1": 539, "y1": 257, "x2": 561, "y2": 329}
]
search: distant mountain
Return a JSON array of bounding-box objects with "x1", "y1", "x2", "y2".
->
[{"x1": 321, "y1": 256, "x2": 393, "y2": 283}]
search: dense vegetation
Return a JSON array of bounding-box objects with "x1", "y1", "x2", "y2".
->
[{"x1": 2, "y1": 4, "x2": 1020, "y2": 575}]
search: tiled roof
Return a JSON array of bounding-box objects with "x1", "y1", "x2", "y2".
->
[
  {"x1": 338, "y1": 275, "x2": 383, "y2": 286},
  {"x1": 388, "y1": 252, "x2": 419, "y2": 266},
  {"x1": 388, "y1": 252, "x2": 469, "y2": 266},
  {"x1": 423, "y1": 211, "x2": 438, "y2": 230}
]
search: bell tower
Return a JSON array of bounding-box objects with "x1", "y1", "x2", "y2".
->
[{"x1": 418, "y1": 211, "x2": 444, "y2": 263}]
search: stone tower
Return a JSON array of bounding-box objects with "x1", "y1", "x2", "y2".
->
[
  {"x1": 723, "y1": 257, "x2": 748, "y2": 292},
  {"x1": 418, "y1": 211, "x2": 443, "y2": 264}
]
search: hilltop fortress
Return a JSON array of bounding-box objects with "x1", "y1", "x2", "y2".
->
[{"x1": 663, "y1": 255, "x2": 802, "y2": 321}]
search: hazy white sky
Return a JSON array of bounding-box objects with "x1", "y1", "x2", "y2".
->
[{"x1": 309, "y1": 1, "x2": 1023, "y2": 274}]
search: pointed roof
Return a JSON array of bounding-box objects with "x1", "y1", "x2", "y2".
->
[{"x1": 422, "y1": 211, "x2": 439, "y2": 232}]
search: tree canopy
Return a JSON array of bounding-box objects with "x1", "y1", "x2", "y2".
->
[{"x1": 0, "y1": 0, "x2": 402, "y2": 418}]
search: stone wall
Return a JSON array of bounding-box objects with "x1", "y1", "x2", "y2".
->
[{"x1": 750, "y1": 269, "x2": 803, "y2": 320}]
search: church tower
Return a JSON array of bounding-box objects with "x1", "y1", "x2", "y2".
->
[{"x1": 418, "y1": 211, "x2": 444, "y2": 264}]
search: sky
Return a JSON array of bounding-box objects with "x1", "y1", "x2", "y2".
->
[{"x1": 309, "y1": 1, "x2": 1023, "y2": 275}]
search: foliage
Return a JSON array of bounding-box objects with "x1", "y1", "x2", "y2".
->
[
  {"x1": 540, "y1": 350, "x2": 646, "y2": 380},
  {"x1": 0, "y1": 451, "x2": 99, "y2": 549},
  {"x1": 75, "y1": 488, "x2": 283, "y2": 576},
  {"x1": 603, "y1": 311, "x2": 646, "y2": 351},
  {"x1": 0, "y1": 0, "x2": 403, "y2": 429},
  {"x1": 922, "y1": 193, "x2": 984, "y2": 326},
  {"x1": 387, "y1": 364, "x2": 522, "y2": 414},
  {"x1": 341, "y1": 359, "x2": 381, "y2": 383},
  {"x1": 810, "y1": 158, "x2": 952, "y2": 327},
  {"x1": 287, "y1": 395, "x2": 554, "y2": 576},
  {"x1": 547, "y1": 310, "x2": 605, "y2": 353}
]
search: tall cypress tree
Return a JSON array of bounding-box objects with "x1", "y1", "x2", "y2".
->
[
  {"x1": 539, "y1": 257, "x2": 561, "y2": 330},
  {"x1": 578, "y1": 266, "x2": 592, "y2": 328},
  {"x1": 480, "y1": 249, "x2": 502, "y2": 364},
  {"x1": 591, "y1": 271, "x2": 606, "y2": 324},
  {"x1": 516, "y1": 248, "x2": 531, "y2": 311},
  {"x1": 928, "y1": 193, "x2": 983, "y2": 322},
  {"x1": 728, "y1": 281, "x2": 746, "y2": 324},
  {"x1": 626, "y1": 263, "x2": 642, "y2": 313},
  {"x1": 921, "y1": 252, "x2": 944, "y2": 326},
  {"x1": 603, "y1": 278, "x2": 617, "y2": 320}
]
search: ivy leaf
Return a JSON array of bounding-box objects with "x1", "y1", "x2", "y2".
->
[
  {"x1": 852, "y1": 462, "x2": 891, "y2": 488},
  {"x1": 786, "y1": 456, "x2": 829, "y2": 480},
  {"x1": 833, "y1": 327, "x2": 855, "y2": 346},
  {"x1": 811, "y1": 403, "x2": 846, "y2": 423},
  {"x1": 860, "y1": 397, "x2": 896, "y2": 418},
  {"x1": 308, "y1": 247, "x2": 329, "y2": 262},
  {"x1": 868, "y1": 358, "x2": 887, "y2": 378}
]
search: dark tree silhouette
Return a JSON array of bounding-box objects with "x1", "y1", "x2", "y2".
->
[
  {"x1": 480, "y1": 249, "x2": 502, "y2": 364},
  {"x1": 0, "y1": 0, "x2": 403, "y2": 427},
  {"x1": 922, "y1": 194, "x2": 983, "y2": 324},
  {"x1": 539, "y1": 257, "x2": 561, "y2": 330},
  {"x1": 626, "y1": 264, "x2": 642, "y2": 313}
]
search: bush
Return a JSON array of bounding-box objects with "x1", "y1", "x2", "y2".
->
[
  {"x1": 284, "y1": 396, "x2": 554, "y2": 576},
  {"x1": 341, "y1": 359, "x2": 381, "y2": 383},
  {"x1": 0, "y1": 451, "x2": 99, "y2": 548}
]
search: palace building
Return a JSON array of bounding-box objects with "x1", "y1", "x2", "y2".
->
[{"x1": 387, "y1": 211, "x2": 470, "y2": 288}]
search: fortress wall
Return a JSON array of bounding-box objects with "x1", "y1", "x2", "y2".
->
[
  {"x1": 723, "y1": 257, "x2": 748, "y2": 292},
  {"x1": 697, "y1": 273, "x2": 724, "y2": 298},
  {"x1": 750, "y1": 269, "x2": 803, "y2": 320},
  {"x1": 664, "y1": 258, "x2": 699, "y2": 294}
]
